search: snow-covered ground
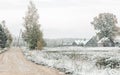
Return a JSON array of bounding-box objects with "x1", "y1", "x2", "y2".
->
[{"x1": 23, "y1": 47, "x2": 120, "y2": 75}]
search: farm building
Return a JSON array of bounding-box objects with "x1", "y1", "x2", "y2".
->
[
  {"x1": 45, "y1": 38, "x2": 90, "y2": 47},
  {"x1": 97, "y1": 37, "x2": 113, "y2": 47},
  {"x1": 72, "y1": 39, "x2": 89, "y2": 46},
  {"x1": 85, "y1": 36, "x2": 99, "y2": 47},
  {"x1": 114, "y1": 36, "x2": 120, "y2": 47},
  {"x1": 62, "y1": 42, "x2": 73, "y2": 46},
  {"x1": 97, "y1": 35, "x2": 120, "y2": 47},
  {"x1": 86, "y1": 33, "x2": 120, "y2": 47}
]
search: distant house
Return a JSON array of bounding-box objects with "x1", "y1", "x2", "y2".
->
[
  {"x1": 81, "y1": 39, "x2": 90, "y2": 46},
  {"x1": 114, "y1": 35, "x2": 120, "y2": 47},
  {"x1": 72, "y1": 40, "x2": 84, "y2": 46},
  {"x1": 62, "y1": 42, "x2": 73, "y2": 46},
  {"x1": 85, "y1": 36, "x2": 99, "y2": 47},
  {"x1": 72, "y1": 39, "x2": 89, "y2": 46},
  {"x1": 97, "y1": 36, "x2": 120, "y2": 47},
  {"x1": 72, "y1": 40, "x2": 81, "y2": 46},
  {"x1": 97, "y1": 37, "x2": 113, "y2": 47}
]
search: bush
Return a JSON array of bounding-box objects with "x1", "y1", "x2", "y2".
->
[{"x1": 95, "y1": 57, "x2": 120, "y2": 69}]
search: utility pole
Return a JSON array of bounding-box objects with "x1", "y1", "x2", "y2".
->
[{"x1": 17, "y1": 29, "x2": 22, "y2": 47}]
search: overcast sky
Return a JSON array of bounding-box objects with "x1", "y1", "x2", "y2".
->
[{"x1": 0, "y1": 0, "x2": 120, "y2": 39}]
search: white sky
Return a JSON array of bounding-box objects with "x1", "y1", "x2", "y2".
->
[{"x1": 0, "y1": 0, "x2": 120, "y2": 39}]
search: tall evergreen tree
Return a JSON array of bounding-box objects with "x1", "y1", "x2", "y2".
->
[
  {"x1": 0, "y1": 22, "x2": 7, "y2": 48},
  {"x1": 22, "y1": 1, "x2": 45, "y2": 50},
  {"x1": 1, "y1": 21, "x2": 12, "y2": 47}
]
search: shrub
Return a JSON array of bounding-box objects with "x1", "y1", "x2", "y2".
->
[{"x1": 95, "y1": 57, "x2": 120, "y2": 69}]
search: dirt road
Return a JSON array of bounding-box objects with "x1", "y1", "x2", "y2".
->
[{"x1": 0, "y1": 48, "x2": 64, "y2": 75}]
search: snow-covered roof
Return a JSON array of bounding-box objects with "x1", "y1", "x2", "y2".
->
[
  {"x1": 81, "y1": 39, "x2": 89, "y2": 45},
  {"x1": 74, "y1": 40, "x2": 81, "y2": 45},
  {"x1": 98, "y1": 37, "x2": 110, "y2": 43},
  {"x1": 74, "y1": 39, "x2": 89, "y2": 45}
]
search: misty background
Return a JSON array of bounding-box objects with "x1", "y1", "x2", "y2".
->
[{"x1": 0, "y1": 0, "x2": 120, "y2": 39}]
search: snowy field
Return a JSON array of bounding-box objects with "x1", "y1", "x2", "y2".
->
[{"x1": 23, "y1": 47, "x2": 120, "y2": 75}]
